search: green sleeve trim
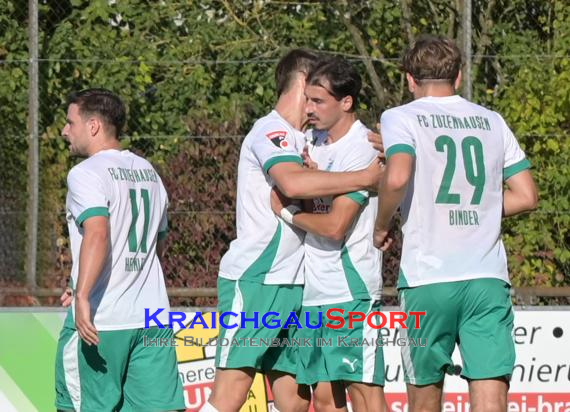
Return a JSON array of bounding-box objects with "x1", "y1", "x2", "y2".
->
[
  {"x1": 263, "y1": 155, "x2": 303, "y2": 173},
  {"x1": 386, "y1": 144, "x2": 415, "y2": 159},
  {"x1": 157, "y1": 229, "x2": 169, "y2": 241},
  {"x1": 503, "y1": 158, "x2": 531, "y2": 180},
  {"x1": 345, "y1": 191, "x2": 368, "y2": 205},
  {"x1": 76, "y1": 206, "x2": 109, "y2": 227}
]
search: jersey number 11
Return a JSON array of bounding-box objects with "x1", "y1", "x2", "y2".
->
[{"x1": 128, "y1": 188, "x2": 150, "y2": 253}]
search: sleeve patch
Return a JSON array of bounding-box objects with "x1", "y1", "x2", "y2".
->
[{"x1": 266, "y1": 130, "x2": 290, "y2": 149}]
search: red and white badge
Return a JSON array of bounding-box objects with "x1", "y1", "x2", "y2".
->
[{"x1": 266, "y1": 130, "x2": 289, "y2": 149}]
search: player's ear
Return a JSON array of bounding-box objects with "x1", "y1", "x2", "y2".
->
[
  {"x1": 454, "y1": 71, "x2": 462, "y2": 91},
  {"x1": 341, "y1": 95, "x2": 353, "y2": 112},
  {"x1": 88, "y1": 117, "x2": 102, "y2": 138},
  {"x1": 406, "y1": 73, "x2": 416, "y2": 93}
]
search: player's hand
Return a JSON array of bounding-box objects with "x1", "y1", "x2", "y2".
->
[
  {"x1": 364, "y1": 157, "x2": 385, "y2": 192},
  {"x1": 367, "y1": 122, "x2": 386, "y2": 162},
  {"x1": 60, "y1": 287, "x2": 73, "y2": 307},
  {"x1": 373, "y1": 227, "x2": 394, "y2": 251},
  {"x1": 270, "y1": 187, "x2": 291, "y2": 215},
  {"x1": 302, "y1": 146, "x2": 318, "y2": 170},
  {"x1": 75, "y1": 296, "x2": 99, "y2": 346}
]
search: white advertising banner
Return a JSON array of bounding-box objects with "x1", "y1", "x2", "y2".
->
[
  {"x1": 171, "y1": 310, "x2": 570, "y2": 411},
  {"x1": 0, "y1": 309, "x2": 567, "y2": 411}
]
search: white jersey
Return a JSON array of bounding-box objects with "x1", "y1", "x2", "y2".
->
[
  {"x1": 66, "y1": 149, "x2": 170, "y2": 330},
  {"x1": 302, "y1": 120, "x2": 382, "y2": 306},
  {"x1": 219, "y1": 110, "x2": 306, "y2": 284},
  {"x1": 381, "y1": 95, "x2": 531, "y2": 288}
]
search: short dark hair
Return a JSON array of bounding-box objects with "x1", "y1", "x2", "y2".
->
[
  {"x1": 275, "y1": 48, "x2": 320, "y2": 97},
  {"x1": 402, "y1": 34, "x2": 462, "y2": 85},
  {"x1": 306, "y1": 55, "x2": 362, "y2": 112},
  {"x1": 67, "y1": 88, "x2": 126, "y2": 138}
]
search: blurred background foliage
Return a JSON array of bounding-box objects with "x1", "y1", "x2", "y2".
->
[{"x1": 0, "y1": 0, "x2": 567, "y2": 305}]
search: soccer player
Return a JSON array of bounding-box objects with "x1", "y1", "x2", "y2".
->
[
  {"x1": 55, "y1": 88, "x2": 185, "y2": 411},
  {"x1": 271, "y1": 56, "x2": 386, "y2": 412},
  {"x1": 374, "y1": 35, "x2": 538, "y2": 411},
  {"x1": 202, "y1": 50, "x2": 383, "y2": 412}
]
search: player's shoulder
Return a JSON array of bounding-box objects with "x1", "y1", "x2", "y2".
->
[
  {"x1": 67, "y1": 162, "x2": 83, "y2": 181},
  {"x1": 480, "y1": 104, "x2": 506, "y2": 124},
  {"x1": 350, "y1": 119, "x2": 370, "y2": 132},
  {"x1": 246, "y1": 111, "x2": 297, "y2": 148},
  {"x1": 68, "y1": 156, "x2": 100, "y2": 178},
  {"x1": 248, "y1": 110, "x2": 293, "y2": 137},
  {"x1": 66, "y1": 159, "x2": 104, "y2": 190},
  {"x1": 344, "y1": 120, "x2": 378, "y2": 157},
  {"x1": 462, "y1": 100, "x2": 508, "y2": 127},
  {"x1": 348, "y1": 120, "x2": 373, "y2": 145},
  {"x1": 380, "y1": 101, "x2": 418, "y2": 122},
  {"x1": 126, "y1": 150, "x2": 155, "y2": 169}
]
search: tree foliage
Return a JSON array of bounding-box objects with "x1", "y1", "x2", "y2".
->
[{"x1": 0, "y1": 0, "x2": 567, "y2": 304}]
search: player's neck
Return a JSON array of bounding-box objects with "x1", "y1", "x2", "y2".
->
[
  {"x1": 275, "y1": 98, "x2": 305, "y2": 131},
  {"x1": 413, "y1": 83, "x2": 456, "y2": 99},
  {"x1": 275, "y1": 76, "x2": 307, "y2": 131},
  {"x1": 88, "y1": 138, "x2": 122, "y2": 157},
  {"x1": 327, "y1": 114, "x2": 357, "y2": 143}
]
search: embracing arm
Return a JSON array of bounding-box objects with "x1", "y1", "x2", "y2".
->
[
  {"x1": 269, "y1": 160, "x2": 382, "y2": 199},
  {"x1": 292, "y1": 196, "x2": 362, "y2": 241},
  {"x1": 271, "y1": 188, "x2": 361, "y2": 241}
]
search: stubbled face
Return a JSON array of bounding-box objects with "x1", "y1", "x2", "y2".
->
[
  {"x1": 305, "y1": 81, "x2": 344, "y2": 131},
  {"x1": 62, "y1": 103, "x2": 90, "y2": 156}
]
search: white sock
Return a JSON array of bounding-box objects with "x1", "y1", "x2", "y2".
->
[{"x1": 199, "y1": 401, "x2": 220, "y2": 412}]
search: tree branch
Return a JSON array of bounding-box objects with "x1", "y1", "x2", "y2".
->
[
  {"x1": 338, "y1": 9, "x2": 386, "y2": 107},
  {"x1": 401, "y1": 0, "x2": 415, "y2": 45},
  {"x1": 221, "y1": 0, "x2": 260, "y2": 39},
  {"x1": 473, "y1": 0, "x2": 497, "y2": 67},
  {"x1": 448, "y1": 1, "x2": 459, "y2": 38}
]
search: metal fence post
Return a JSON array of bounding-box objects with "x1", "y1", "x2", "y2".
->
[{"x1": 26, "y1": 0, "x2": 39, "y2": 290}]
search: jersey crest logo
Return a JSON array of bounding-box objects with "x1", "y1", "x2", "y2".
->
[{"x1": 266, "y1": 130, "x2": 289, "y2": 149}]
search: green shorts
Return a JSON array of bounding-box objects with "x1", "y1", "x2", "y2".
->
[
  {"x1": 399, "y1": 278, "x2": 515, "y2": 385},
  {"x1": 214, "y1": 277, "x2": 303, "y2": 375},
  {"x1": 296, "y1": 300, "x2": 385, "y2": 386},
  {"x1": 55, "y1": 324, "x2": 185, "y2": 411}
]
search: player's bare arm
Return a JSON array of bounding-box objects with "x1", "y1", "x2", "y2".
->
[
  {"x1": 503, "y1": 169, "x2": 538, "y2": 217},
  {"x1": 271, "y1": 187, "x2": 361, "y2": 241},
  {"x1": 269, "y1": 158, "x2": 382, "y2": 199},
  {"x1": 74, "y1": 215, "x2": 110, "y2": 346},
  {"x1": 373, "y1": 153, "x2": 413, "y2": 250}
]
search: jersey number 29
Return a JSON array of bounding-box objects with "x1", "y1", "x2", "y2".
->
[{"x1": 435, "y1": 135, "x2": 486, "y2": 205}]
